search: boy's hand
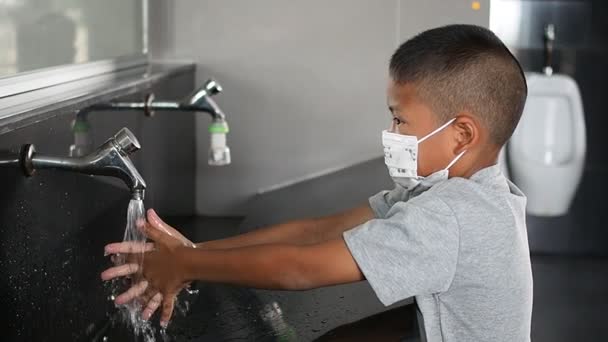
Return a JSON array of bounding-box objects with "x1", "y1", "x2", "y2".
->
[
  {"x1": 138, "y1": 223, "x2": 192, "y2": 327},
  {"x1": 101, "y1": 209, "x2": 195, "y2": 324}
]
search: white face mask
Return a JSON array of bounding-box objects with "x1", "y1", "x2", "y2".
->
[{"x1": 382, "y1": 117, "x2": 466, "y2": 190}]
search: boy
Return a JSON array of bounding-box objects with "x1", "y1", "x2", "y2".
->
[{"x1": 102, "y1": 24, "x2": 532, "y2": 342}]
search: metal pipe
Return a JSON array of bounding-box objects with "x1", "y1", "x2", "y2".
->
[
  {"x1": 80, "y1": 79, "x2": 231, "y2": 166},
  {"x1": 1, "y1": 127, "x2": 146, "y2": 200}
]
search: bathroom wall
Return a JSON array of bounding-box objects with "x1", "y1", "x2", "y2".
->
[
  {"x1": 491, "y1": 0, "x2": 608, "y2": 255},
  {"x1": 148, "y1": 0, "x2": 490, "y2": 215},
  {"x1": 0, "y1": 70, "x2": 197, "y2": 340}
]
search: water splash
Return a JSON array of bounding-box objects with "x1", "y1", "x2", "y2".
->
[
  {"x1": 107, "y1": 199, "x2": 197, "y2": 341},
  {"x1": 109, "y1": 199, "x2": 156, "y2": 342},
  {"x1": 121, "y1": 199, "x2": 146, "y2": 252}
]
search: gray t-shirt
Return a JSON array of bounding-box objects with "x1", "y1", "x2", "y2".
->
[{"x1": 343, "y1": 165, "x2": 533, "y2": 342}]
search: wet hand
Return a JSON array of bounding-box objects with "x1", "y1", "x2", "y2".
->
[
  {"x1": 101, "y1": 209, "x2": 195, "y2": 325},
  {"x1": 101, "y1": 240, "x2": 151, "y2": 304},
  {"x1": 137, "y1": 223, "x2": 191, "y2": 327}
]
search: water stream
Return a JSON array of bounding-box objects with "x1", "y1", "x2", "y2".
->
[
  {"x1": 108, "y1": 199, "x2": 156, "y2": 341},
  {"x1": 106, "y1": 199, "x2": 196, "y2": 342}
]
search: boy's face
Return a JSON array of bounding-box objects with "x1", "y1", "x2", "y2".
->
[{"x1": 386, "y1": 79, "x2": 456, "y2": 177}]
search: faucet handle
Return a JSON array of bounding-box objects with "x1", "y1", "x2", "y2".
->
[
  {"x1": 187, "y1": 79, "x2": 223, "y2": 106},
  {"x1": 204, "y1": 79, "x2": 222, "y2": 97},
  {"x1": 111, "y1": 127, "x2": 141, "y2": 155}
]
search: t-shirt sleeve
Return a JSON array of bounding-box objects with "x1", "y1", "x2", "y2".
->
[
  {"x1": 368, "y1": 184, "x2": 410, "y2": 219},
  {"x1": 343, "y1": 196, "x2": 459, "y2": 306}
]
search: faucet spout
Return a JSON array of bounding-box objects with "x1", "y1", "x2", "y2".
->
[
  {"x1": 182, "y1": 79, "x2": 226, "y2": 120},
  {"x1": 82, "y1": 78, "x2": 231, "y2": 166},
  {"x1": 20, "y1": 128, "x2": 147, "y2": 199}
]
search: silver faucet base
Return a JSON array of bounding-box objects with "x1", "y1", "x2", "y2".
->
[{"x1": 7, "y1": 128, "x2": 147, "y2": 200}]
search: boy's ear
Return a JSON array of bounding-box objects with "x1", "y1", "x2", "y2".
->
[{"x1": 452, "y1": 113, "x2": 480, "y2": 154}]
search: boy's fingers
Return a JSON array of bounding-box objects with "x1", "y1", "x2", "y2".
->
[
  {"x1": 147, "y1": 209, "x2": 173, "y2": 235},
  {"x1": 160, "y1": 295, "x2": 176, "y2": 328},
  {"x1": 115, "y1": 280, "x2": 149, "y2": 305},
  {"x1": 125, "y1": 253, "x2": 143, "y2": 265},
  {"x1": 147, "y1": 209, "x2": 195, "y2": 248},
  {"x1": 138, "y1": 288, "x2": 158, "y2": 305},
  {"x1": 142, "y1": 293, "x2": 163, "y2": 321},
  {"x1": 100, "y1": 263, "x2": 140, "y2": 281},
  {"x1": 142, "y1": 222, "x2": 165, "y2": 242},
  {"x1": 105, "y1": 242, "x2": 154, "y2": 255}
]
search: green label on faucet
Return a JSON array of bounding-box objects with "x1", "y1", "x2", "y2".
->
[
  {"x1": 209, "y1": 121, "x2": 229, "y2": 134},
  {"x1": 72, "y1": 118, "x2": 90, "y2": 132}
]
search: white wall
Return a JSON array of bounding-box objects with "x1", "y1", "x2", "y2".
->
[{"x1": 149, "y1": 0, "x2": 490, "y2": 215}]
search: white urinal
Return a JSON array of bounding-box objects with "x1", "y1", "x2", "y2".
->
[{"x1": 507, "y1": 72, "x2": 586, "y2": 216}]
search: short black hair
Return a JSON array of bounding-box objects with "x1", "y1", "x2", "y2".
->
[{"x1": 389, "y1": 24, "x2": 527, "y2": 146}]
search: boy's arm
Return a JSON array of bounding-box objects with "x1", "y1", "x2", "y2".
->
[
  {"x1": 103, "y1": 229, "x2": 365, "y2": 326},
  {"x1": 102, "y1": 206, "x2": 373, "y2": 326},
  {"x1": 184, "y1": 238, "x2": 364, "y2": 290},
  {"x1": 196, "y1": 204, "x2": 374, "y2": 249}
]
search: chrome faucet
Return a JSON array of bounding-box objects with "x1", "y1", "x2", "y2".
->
[
  {"x1": 81, "y1": 79, "x2": 231, "y2": 166},
  {"x1": 5, "y1": 128, "x2": 147, "y2": 200}
]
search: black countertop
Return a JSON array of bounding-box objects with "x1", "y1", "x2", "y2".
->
[{"x1": 128, "y1": 158, "x2": 418, "y2": 342}]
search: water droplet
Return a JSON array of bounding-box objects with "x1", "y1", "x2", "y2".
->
[
  {"x1": 186, "y1": 288, "x2": 199, "y2": 295},
  {"x1": 102, "y1": 336, "x2": 108, "y2": 342}
]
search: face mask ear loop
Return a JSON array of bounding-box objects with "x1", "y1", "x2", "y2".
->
[
  {"x1": 445, "y1": 150, "x2": 467, "y2": 170},
  {"x1": 389, "y1": 119, "x2": 398, "y2": 133},
  {"x1": 418, "y1": 118, "x2": 457, "y2": 144}
]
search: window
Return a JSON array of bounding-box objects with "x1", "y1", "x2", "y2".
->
[{"x1": 0, "y1": 0, "x2": 146, "y2": 97}]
